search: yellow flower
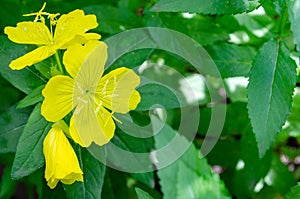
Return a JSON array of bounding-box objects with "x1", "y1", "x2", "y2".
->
[
  {"x1": 41, "y1": 41, "x2": 141, "y2": 147},
  {"x1": 43, "y1": 124, "x2": 83, "y2": 189},
  {"x1": 4, "y1": 7, "x2": 100, "y2": 70}
]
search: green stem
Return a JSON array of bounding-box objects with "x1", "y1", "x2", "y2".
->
[
  {"x1": 278, "y1": 4, "x2": 288, "y2": 37},
  {"x1": 55, "y1": 52, "x2": 64, "y2": 74}
]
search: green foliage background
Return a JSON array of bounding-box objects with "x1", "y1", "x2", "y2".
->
[{"x1": 1, "y1": 0, "x2": 300, "y2": 198}]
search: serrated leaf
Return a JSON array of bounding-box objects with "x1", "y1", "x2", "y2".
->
[
  {"x1": 135, "y1": 188, "x2": 153, "y2": 199},
  {"x1": 0, "y1": 105, "x2": 31, "y2": 153},
  {"x1": 247, "y1": 39, "x2": 297, "y2": 157},
  {"x1": 151, "y1": 0, "x2": 260, "y2": 15},
  {"x1": 64, "y1": 148, "x2": 106, "y2": 199},
  {"x1": 17, "y1": 85, "x2": 45, "y2": 109},
  {"x1": 285, "y1": 182, "x2": 300, "y2": 199},
  {"x1": 0, "y1": 35, "x2": 45, "y2": 94},
  {"x1": 12, "y1": 103, "x2": 51, "y2": 179},
  {"x1": 205, "y1": 44, "x2": 256, "y2": 77},
  {"x1": 287, "y1": 0, "x2": 300, "y2": 51},
  {"x1": 154, "y1": 117, "x2": 230, "y2": 199}
]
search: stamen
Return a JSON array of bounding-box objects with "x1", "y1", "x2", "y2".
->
[
  {"x1": 48, "y1": 13, "x2": 60, "y2": 26},
  {"x1": 40, "y1": 2, "x2": 47, "y2": 12},
  {"x1": 112, "y1": 114, "x2": 122, "y2": 124},
  {"x1": 77, "y1": 84, "x2": 84, "y2": 95},
  {"x1": 103, "y1": 93, "x2": 119, "y2": 99},
  {"x1": 74, "y1": 105, "x2": 83, "y2": 115},
  {"x1": 102, "y1": 79, "x2": 109, "y2": 94},
  {"x1": 95, "y1": 101, "x2": 103, "y2": 114},
  {"x1": 104, "y1": 111, "x2": 118, "y2": 127},
  {"x1": 77, "y1": 97, "x2": 88, "y2": 104},
  {"x1": 23, "y1": 2, "x2": 55, "y2": 24},
  {"x1": 114, "y1": 75, "x2": 117, "y2": 84}
]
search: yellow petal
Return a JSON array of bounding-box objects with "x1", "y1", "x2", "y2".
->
[
  {"x1": 4, "y1": 21, "x2": 52, "y2": 45},
  {"x1": 43, "y1": 125, "x2": 83, "y2": 189},
  {"x1": 47, "y1": 178, "x2": 59, "y2": 189},
  {"x1": 72, "y1": 42, "x2": 107, "y2": 91},
  {"x1": 82, "y1": 33, "x2": 101, "y2": 40},
  {"x1": 69, "y1": 103, "x2": 115, "y2": 147},
  {"x1": 129, "y1": 90, "x2": 141, "y2": 110},
  {"x1": 63, "y1": 40, "x2": 101, "y2": 78},
  {"x1": 97, "y1": 67, "x2": 141, "y2": 113},
  {"x1": 41, "y1": 76, "x2": 74, "y2": 122},
  {"x1": 54, "y1": 9, "x2": 98, "y2": 47},
  {"x1": 61, "y1": 33, "x2": 101, "y2": 49},
  {"x1": 9, "y1": 45, "x2": 56, "y2": 70}
]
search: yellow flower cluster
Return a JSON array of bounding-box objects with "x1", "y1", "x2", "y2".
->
[
  {"x1": 5, "y1": 3, "x2": 140, "y2": 189},
  {"x1": 4, "y1": 2, "x2": 100, "y2": 70}
]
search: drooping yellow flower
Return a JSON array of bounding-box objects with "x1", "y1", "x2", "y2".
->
[
  {"x1": 41, "y1": 41, "x2": 141, "y2": 147},
  {"x1": 4, "y1": 5, "x2": 100, "y2": 70},
  {"x1": 43, "y1": 124, "x2": 83, "y2": 189}
]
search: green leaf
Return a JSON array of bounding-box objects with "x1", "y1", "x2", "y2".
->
[
  {"x1": 0, "y1": 166, "x2": 17, "y2": 199},
  {"x1": 17, "y1": 85, "x2": 45, "y2": 109},
  {"x1": 286, "y1": 0, "x2": 300, "y2": 51},
  {"x1": 118, "y1": 0, "x2": 146, "y2": 12},
  {"x1": 106, "y1": 49, "x2": 153, "y2": 72},
  {"x1": 34, "y1": 58, "x2": 53, "y2": 79},
  {"x1": 135, "y1": 187, "x2": 154, "y2": 199},
  {"x1": 0, "y1": 105, "x2": 31, "y2": 153},
  {"x1": 199, "y1": 102, "x2": 249, "y2": 136},
  {"x1": 91, "y1": 129, "x2": 155, "y2": 188},
  {"x1": 0, "y1": 76, "x2": 22, "y2": 113},
  {"x1": 151, "y1": 0, "x2": 260, "y2": 15},
  {"x1": 285, "y1": 182, "x2": 300, "y2": 199},
  {"x1": 266, "y1": 155, "x2": 296, "y2": 194},
  {"x1": 0, "y1": 0, "x2": 21, "y2": 31},
  {"x1": 83, "y1": 5, "x2": 142, "y2": 34},
  {"x1": 136, "y1": 78, "x2": 185, "y2": 111},
  {"x1": 225, "y1": 77, "x2": 248, "y2": 102},
  {"x1": 101, "y1": 168, "x2": 129, "y2": 199},
  {"x1": 64, "y1": 148, "x2": 106, "y2": 199},
  {"x1": 233, "y1": 12, "x2": 274, "y2": 40},
  {"x1": 11, "y1": 103, "x2": 51, "y2": 179},
  {"x1": 205, "y1": 44, "x2": 256, "y2": 77},
  {"x1": 232, "y1": 130, "x2": 272, "y2": 198},
  {"x1": 287, "y1": 0, "x2": 300, "y2": 51},
  {"x1": 115, "y1": 129, "x2": 155, "y2": 187},
  {"x1": 146, "y1": 13, "x2": 231, "y2": 45},
  {"x1": 42, "y1": 183, "x2": 66, "y2": 199},
  {"x1": 0, "y1": 36, "x2": 45, "y2": 94},
  {"x1": 247, "y1": 39, "x2": 297, "y2": 157},
  {"x1": 155, "y1": 118, "x2": 230, "y2": 199}
]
